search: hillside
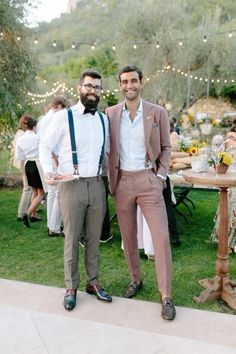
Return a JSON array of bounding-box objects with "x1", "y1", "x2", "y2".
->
[{"x1": 27, "y1": 0, "x2": 236, "y2": 114}]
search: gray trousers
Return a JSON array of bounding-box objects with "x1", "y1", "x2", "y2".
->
[{"x1": 58, "y1": 177, "x2": 106, "y2": 289}]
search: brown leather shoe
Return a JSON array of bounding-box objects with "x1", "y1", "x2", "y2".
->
[
  {"x1": 161, "y1": 297, "x2": 176, "y2": 320},
  {"x1": 64, "y1": 289, "x2": 77, "y2": 311},
  {"x1": 123, "y1": 280, "x2": 143, "y2": 298},
  {"x1": 86, "y1": 284, "x2": 112, "y2": 302}
]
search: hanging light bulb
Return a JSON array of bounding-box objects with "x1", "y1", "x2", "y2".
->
[
  {"x1": 133, "y1": 44, "x2": 137, "y2": 49},
  {"x1": 112, "y1": 44, "x2": 116, "y2": 50},
  {"x1": 52, "y1": 40, "x2": 57, "y2": 47},
  {"x1": 71, "y1": 42, "x2": 76, "y2": 49},
  {"x1": 17, "y1": 35, "x2": 21, "y2": 41},
  {"x1": 178, "y1": 39, "x2": 183, "y2": 46},
  {"x1": 34, "y1": 37, "x2": 38, "y2": 44},
  {"x1": 228, "y1": 31, "x2": 233, "y2": 38},
  {"x1": 156, "y1": 41, "x2": 160, "y2": 48},
  {"x1": 203, "y1": 35, "x2": 207, "y2": 43}
]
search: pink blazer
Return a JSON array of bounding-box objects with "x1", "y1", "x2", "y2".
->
[{"x1": 106, "y1": 100, "x2": 171, "y2": 195}]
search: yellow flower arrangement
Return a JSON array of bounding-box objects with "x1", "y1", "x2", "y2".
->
[
  {"x1": 219, "y1": 151, "x2": 232, "y2": 166},
  {"x1": 209, "y1": 151, "x2": 232, "y2": 166},
  {"x1": 197, "y1": 116, "x2": 218, "y2": 127}
]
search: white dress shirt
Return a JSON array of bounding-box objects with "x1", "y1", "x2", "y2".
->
[
  {"x1": 37, "y1": 109, "x2": 54, "y2": 141},
  {"x1": 39, "y1": 101, "x2": 109, "y2": 178},
  {"x1": 15, "y1": 130, "x2": 39, "y2": 161},
  {"x1": 120, "y1": 100, "x2": 147, "y2": 171}
]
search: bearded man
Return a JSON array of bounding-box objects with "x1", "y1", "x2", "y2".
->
[{"x1": 39, "y1": 70, "x2": 112, "y2": 311}]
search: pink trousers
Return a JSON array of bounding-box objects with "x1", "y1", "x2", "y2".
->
[{"x1": 113, "y1": 169, "x2": 172, "y2": 296}]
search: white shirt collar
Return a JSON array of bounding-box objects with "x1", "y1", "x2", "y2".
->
[
  {"x1": 75, "y1": 100, "x2": 86, "y2": 114},
  {"x1": 122, "y1": 99, "x2": 143, "y2": 113}
]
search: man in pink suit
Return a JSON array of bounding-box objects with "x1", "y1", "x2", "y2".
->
[{"x1": 106, "y1": 65, "x2": 175, "y2": 320}]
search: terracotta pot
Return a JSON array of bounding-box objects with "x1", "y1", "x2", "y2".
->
[{"x1": 214, "y1": 164, "x2": 229, "y2": 174}]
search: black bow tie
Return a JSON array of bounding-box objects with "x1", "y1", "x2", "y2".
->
[{"x1": 83, "y1": 107, "x2": 97, "y2": 115}]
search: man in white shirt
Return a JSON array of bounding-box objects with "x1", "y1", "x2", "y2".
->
[
  {"x1": 106, "y1": 65, "x2": 175, "y2": 320},
  {"x1": 39, "y1": 70, "x2": 112, "y2": 311},
  {"x1": 38, "y1": 96, "x2": 68, "y2": 237}
]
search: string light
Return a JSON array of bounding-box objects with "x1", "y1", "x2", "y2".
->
[
  {"x1": 112, "y1": 44, "x2": 116, "y2": 50},
  {"x1": 228, "y1": 31, "x2": 233, "y2": 38},
  {"x1": 156, "y1": 41, "x2": 160, "y2": 48},
  {"x1": 71, "y1": 42, "x2": 76, "y2": 49},
  {"x1": 34, "y1": 37, "x2": 38, "y2": 44},
  {"x1": 133, "y1": 44, "x2": 137, "y2": 49},
  {"x1": 28, "y1": 66, "x2": 236, "y2": 106},
  {"x1": 178, "y1": 39, "x2": 183, "y2": 46},
  {"x1": 52, "y1": 40, "x2": 56, "y2": 47},
  {"x1": 203, "y1": 35, "x2": 207, "y2": 42},
  {"x1": 17, "y1": 35, "x2": 21, "y2": 41}
]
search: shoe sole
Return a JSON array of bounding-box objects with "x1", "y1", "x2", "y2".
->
[
  {"x1": 161, "y1": 312, "x2": 176, "y2": 320},
  {"x1": 100, "y1": 235, "x2": 113, "y2": 243}
]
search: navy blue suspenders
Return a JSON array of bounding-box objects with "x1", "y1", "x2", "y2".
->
[{"x1": 67, "y1": 108, "x2": 106, "y2": 178}]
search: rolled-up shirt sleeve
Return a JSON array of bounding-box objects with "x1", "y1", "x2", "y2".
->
[{"x1": 39, "y1": 113, "x2": 64, "y2": 174}]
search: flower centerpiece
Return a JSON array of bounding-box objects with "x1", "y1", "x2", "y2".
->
[
  {"x1": 198, "y1": 115, "x2": 217, "y2": 136},
  {"x1": 208, "y1": 149, "x2": 232, "y2": 174}
]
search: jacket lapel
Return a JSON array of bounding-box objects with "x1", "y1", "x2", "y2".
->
[
  {"x1": 113, "y1": 102, "x2": 123, "y2": 151},
  {"x1": 143, "y1": 100, "x2": 154, "y2": 152}
]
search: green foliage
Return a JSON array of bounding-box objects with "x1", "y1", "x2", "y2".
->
[
  {"x1": 209, "y1": 86, "x2": 218, "y2": 98},
  {"x1": 220, "y1": 84, "x2": 236, "y2": 102},
  {"x1": 40, "y1": 46, "x2": 118, "y2": 80},
  {"x1": 8, "y1": 0, "x2": 235, "y2": 117},
  {"x1": 0, "y1": 0, "x2": 38, "y2": 129}
]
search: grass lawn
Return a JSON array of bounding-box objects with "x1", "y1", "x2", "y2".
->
[{"x1": 0, "y1": 187, "x2": 236, "y2": 315}]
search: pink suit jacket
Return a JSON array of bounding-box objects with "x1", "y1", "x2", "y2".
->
[{"x1": 106, "y1": 99, "x2": 171, "y2": 195}]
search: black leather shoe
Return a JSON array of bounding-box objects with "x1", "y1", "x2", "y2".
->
[
  {"x1": 30, "y1": 216, "x2": 42, "y2": 222},
  {"x1": 17, "y1": 217, "x2": 23, "y2": 222},
  {"x1": 48, "y1": 229, "x2": 65, "y2": 237},
  {"x1": 161, "y1": 297, "x2": 176, "y2": 320},
  {"x1": 171, "y1": 238, "x2": 182, "y2": 246},
  {"x1": 86, "y1": 284, "x2": 112, "y2": 302},
  {"x1": 23, "y1": 213, "x2": 30, "y2": 228},
  {"x1": 123, "y1": 280, "x2": 143, "y2": 298},
  {"x1": 64, "y1": 289, "x2": 77, "y2": 311}
]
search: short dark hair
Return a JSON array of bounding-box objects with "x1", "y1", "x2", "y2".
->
[
  {"x1": 52, "y1": 95, "x2": 68, "y2": 109},
  {"x1": 79, "y1": 70, "x2": 102, "y2": 85},
  {"x1": 118, "y1": 65, "x2": 143, "y2": 82}
]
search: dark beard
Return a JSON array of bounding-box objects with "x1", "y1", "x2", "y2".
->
[{"x1": 80, "y1": 92, "x2": 100, "y2": 109}]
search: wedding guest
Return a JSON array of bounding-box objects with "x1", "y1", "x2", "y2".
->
[
  {"x1": 14, "y1": 115, "x2": 45, "y2": 228},
  {"x1": 106, "y1": 65, "x2": 175, "y2": 320},
  {"x1": 40, "y1": 70, "x2": 112, "y2": 311},
  {"x1": 11, "y1": 116, "x2": 32, "y2": 221},
  {"x1": 38, "y1": 96, "x2": 68, "y2": 237}
]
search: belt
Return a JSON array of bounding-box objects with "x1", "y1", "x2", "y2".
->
[{"x1": 119, "y1": 168, "x2": 154, "y2": 177}]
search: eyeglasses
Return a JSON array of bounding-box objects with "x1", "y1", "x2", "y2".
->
[{"x1": 82, "y1": 83, "x2": 102, "y2": 92}]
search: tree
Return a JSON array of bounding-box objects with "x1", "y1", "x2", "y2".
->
[
  {"x1": 115, "y1": 0, "x2": 236, "y2": 114},
  {"x1": 0, "y1": 0, "x2": 37, "y2": 129}
]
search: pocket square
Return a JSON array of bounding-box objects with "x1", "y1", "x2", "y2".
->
[{"x1": 146, "y1": 115, "x2": 152, "y2": 120}]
